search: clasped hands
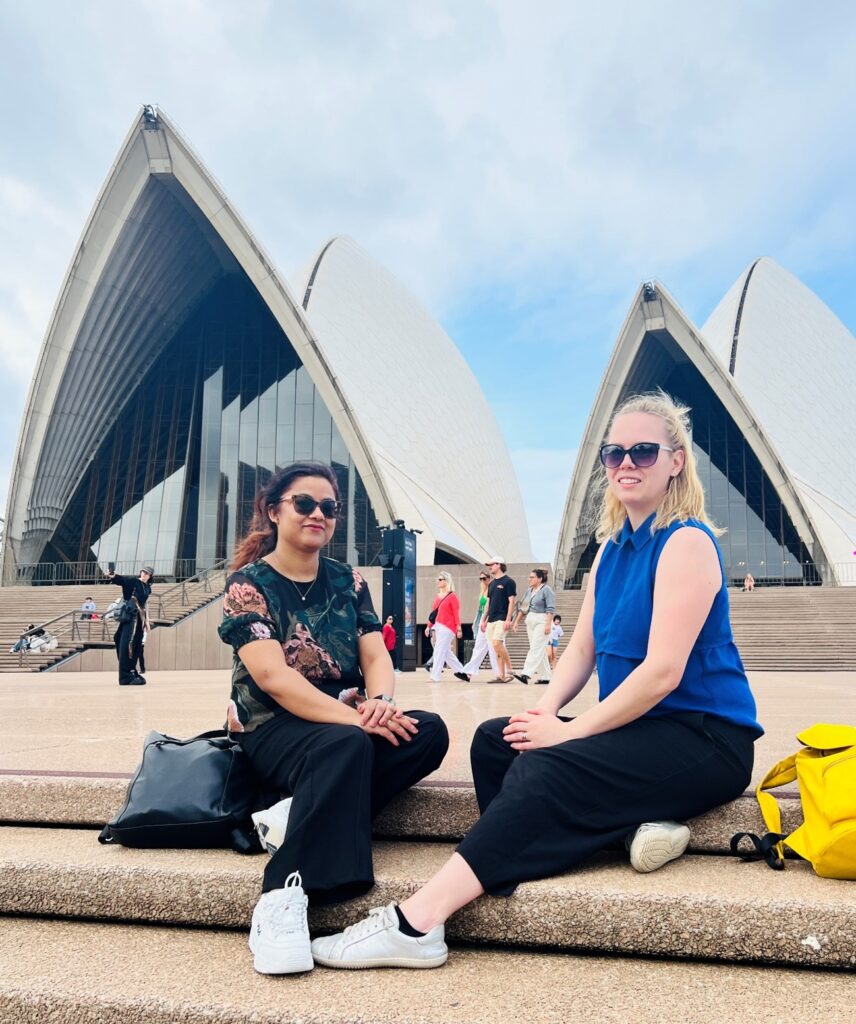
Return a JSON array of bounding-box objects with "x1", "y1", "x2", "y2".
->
[
  {"x1": 503, "y1": 707, "x2": 570, "y2": 751},
  {"x1": 358, "y1": 697, "x2": 418, "y2": 747}
]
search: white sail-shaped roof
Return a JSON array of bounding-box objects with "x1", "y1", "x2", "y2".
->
[
  {"x1": 3, "y1": 107, "x2": 531, "y2": 574},
  {"x1": 703, "y1": 257, "x2": 856, "y2": 569},
  {"x1": 291, "y1": 237, "x2": 532, "y2": 564},
  {"x1": 554, "y1": 281, "x2": 828, "y2": 585}
]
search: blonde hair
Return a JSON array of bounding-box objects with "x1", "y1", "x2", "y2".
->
[
  {"x1": 437, "y1": 571, "x2": 455, "y2": 593},
  {"x1": 596, "y1": 390, "x2": 722, "y2": 542}
]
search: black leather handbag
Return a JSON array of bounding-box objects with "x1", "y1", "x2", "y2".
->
[{"x1": 98, "y1": 729, "x2": 259, "y2": 853}]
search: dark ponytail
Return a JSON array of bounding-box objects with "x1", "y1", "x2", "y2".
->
[
  {"x1": 230, "y1": 461, "x2": 340, "y2": 570},
  {"x1": 532, "y1": 568, "x2": 549, "y2": 583}
]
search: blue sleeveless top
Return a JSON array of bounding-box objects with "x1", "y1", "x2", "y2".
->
[{"x1": 593, "y1": 514, "x2": 762, "y2": 736}]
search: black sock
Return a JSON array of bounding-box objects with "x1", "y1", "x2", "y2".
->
[{"x1": 395, "y1": 904, "x2": 427, "y2": 937}]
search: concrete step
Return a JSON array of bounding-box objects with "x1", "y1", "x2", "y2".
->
[
  {"x1": 0, "y1": 773, "x2": 803, "y2": 853},
  {"x1": 3, "y1": 917, "x2": 854, "y2": 1024},
  {"x1": 2, "y1": 825, "x2": 852, "y2": 969}
]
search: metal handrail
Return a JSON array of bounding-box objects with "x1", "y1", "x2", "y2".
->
[
  {"x1": 14, "y1": 610, "x2": 114, "y2": 668},
  {"x1": 6, "y1": 558, "x2": 201, "y2": 587},
  {"x1": 152, "y1": 558, "x2": 229, "y2": 619}
]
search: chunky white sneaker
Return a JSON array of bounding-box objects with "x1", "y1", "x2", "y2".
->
[
  {"x1": 628, "y1": 821, "x2": 691, "y2": 873},
  {"x1": 252, "y1": 797, "x2": 293, "y2": 856},
  {"x1": 311, "y1": 904, "x2": 447, "y2": 969},
  {"x1": 249, "y1": 871, "x2": 313, "y2": 974}
]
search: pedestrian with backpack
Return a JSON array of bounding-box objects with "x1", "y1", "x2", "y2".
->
[{"x1": 107, "y1": 565, "x2": 153, "y2": 685}]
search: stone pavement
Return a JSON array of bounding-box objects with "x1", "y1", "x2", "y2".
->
[
  {"x1": 2, "y1": 668, "x2": 855, "y2": 785},
  {"x1": 2, "y1": 668, "x2": 856, "y2": 1023}
]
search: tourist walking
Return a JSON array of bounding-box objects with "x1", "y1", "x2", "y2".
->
[
  {"x1": 107, "y1": 566, "x2": 153, "y2": 685},
  {"x1": 454, "y1": 571, "x2": 499, "y2": 681},
  {"x1": 310, "y1": 391, "x2": 762, "y2": 971},
  {"x1": 218, "y1": 461, "x2": 448, "y2": 975},
  {"x1": 512, "y1": 567, "x2": 556, "y2": 684},
  {"x1": 426, "y1": 571, "x2": 466, "y2": 682},
  {"x1": 483, "y1": 558, "x2": 516, "y2": 683}
]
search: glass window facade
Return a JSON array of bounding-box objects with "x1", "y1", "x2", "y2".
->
[
  {"x1": 45, "y1": 272, "x2": 382, "y2": 576},
  {"x1": 570, "y1": 330, "x2": 818, "y2": 586}
]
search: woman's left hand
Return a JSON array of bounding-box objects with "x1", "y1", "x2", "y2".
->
[
  {"x1": 544, "y1": 624, "x2": 551, "y2": 635},
  {"x1": 358, "y1": 697, "x2": 399, "y2": 729},
  {"x1": 503, "y1": 707, "x2": 570, "y2": 751}
]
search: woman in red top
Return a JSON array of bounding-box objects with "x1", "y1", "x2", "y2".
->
[
  {"x1": 382, "y1": 615, "x2": 398, "y2": 670},
  {"x1": 426, "y1": 571, "x2": 465, "y2": 682}
]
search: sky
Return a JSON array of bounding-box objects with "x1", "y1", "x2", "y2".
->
[{"x1": 2, "y1": 0, "x2": 856, "y2": 560}]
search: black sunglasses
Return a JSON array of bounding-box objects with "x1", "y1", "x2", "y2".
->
[
  {"x1": 599, "y1": 442, "x2": 677, "y2": 469},
  {"x1": 277, "y1": 493, "x2": 342, "y2": 519}
]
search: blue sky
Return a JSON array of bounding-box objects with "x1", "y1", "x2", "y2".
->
[{"x1": 2, "y1": 1, "x2": 856, "y2": 559}]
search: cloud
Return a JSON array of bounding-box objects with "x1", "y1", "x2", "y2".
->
[{"x1": 1, "y1": 1, "x2": 856, "y2": 538}]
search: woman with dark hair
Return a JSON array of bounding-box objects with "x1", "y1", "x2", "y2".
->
[
  {"x1": 512, "y1": 567, "x2": 556, "y2": 685},
  {"x1": 219, "y1": 461, "x2": 449, "y2": 976},
  {"x1": 310, "y1": 392, "x2": 761, "y2": 971}
]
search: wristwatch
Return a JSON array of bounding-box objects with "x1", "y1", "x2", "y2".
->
[{"x1": 377, "y1": 694, "x2": 397, "y2": 705}]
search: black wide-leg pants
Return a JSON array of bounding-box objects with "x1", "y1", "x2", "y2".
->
[
  {"x1": 238, "y1": 708, "x2": 449, "y2": 905},
  {"x1": 113, "y1": 619, "x2": 144, "y2": 683},
  {"x1": 457, "y1": 712, "x2": 755, "y2": 896}
]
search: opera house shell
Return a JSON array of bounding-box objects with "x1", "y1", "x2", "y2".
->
[
  {"x1": 555, "y1": 260, "x2": 856, "y2": 588},
  {"x1": 2, "y1": 107, "x2": 531, "y2": 583}
]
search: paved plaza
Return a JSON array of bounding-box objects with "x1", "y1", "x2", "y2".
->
[{"x1": 3, "y1": 669, "x2": 855, "y2": 786}]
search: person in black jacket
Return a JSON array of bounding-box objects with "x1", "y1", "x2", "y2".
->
[{"x1": 107, "y1": 566, "x2": 154, "y2": 685}]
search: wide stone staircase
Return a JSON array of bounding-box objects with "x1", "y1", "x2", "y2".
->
[
  {"x1": 0, "y1": 570, "x2": 226, "y2": 672},
  {"x1": 2, "y1": 747, "x2": 855, "y2": 1020},
  {"x1": 502, "y1": 587, "x2": 856, "y2": 672}
]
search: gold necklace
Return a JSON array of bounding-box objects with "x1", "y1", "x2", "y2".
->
[
  {"x1": 289, "y1": 576, "x2": 317, "y2": 602},
  {"x1": 268, "y1": 552, "x2": 318, "y2": 602}
]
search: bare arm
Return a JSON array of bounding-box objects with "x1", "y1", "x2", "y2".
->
[
  {"x1": 563, "y1": 526, "x2": 721, "y2": 740},
  {"x1": 535, "y1": 546, "x2": 603, "y2": 714},
  {"x1": 359, "y1": 630, "x2": 395, "y2": 699},
  {"x1": 238, "y1": 639, "x2": 361, "y2": 726}
]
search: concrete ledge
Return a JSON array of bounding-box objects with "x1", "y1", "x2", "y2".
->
[
  {"x1": 2, "y1": 918, "x2": 854, "y2": 1024},
  {"x1": 1, "y1": 826, "x2": 853, "y2": 969},
  {"x1": 0, "y1": 774, "x2": 803, "y2": 852}
]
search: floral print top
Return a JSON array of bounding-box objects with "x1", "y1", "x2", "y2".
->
[{"x1": 218, "y1": 556, "x2": 381, "y2": 733}]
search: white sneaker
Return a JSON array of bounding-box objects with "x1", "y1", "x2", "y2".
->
[
  {"x1": 311, "y1": 904, "x2": 447, "y2": 969},
  {"x1": 249, "y1": 871, "x2": 313, "y2": 974},
  {"x1": 252, "y1": 797, "x2": 293, "y2": 856},
  {"x1": 628, "y1": 821, "x2": 691, "y2": 873}
]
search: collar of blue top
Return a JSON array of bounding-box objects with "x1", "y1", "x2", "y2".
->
[{"x1": 614, "y1": 512, "x2": 658, "y2": 550}]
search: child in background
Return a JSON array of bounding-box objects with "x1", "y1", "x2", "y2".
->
[{"x1": 547, "y1": 614, "x2": 564, "y2": 670}]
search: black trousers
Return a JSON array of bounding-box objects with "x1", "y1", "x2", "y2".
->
[
  {"x1": 457, "y1": 712, "x2": 755, "y2": 896},
  {"x1": 238, "y1": 706, "x2": 449, "y2": 905},
  {"x1": 113, "y1": 619, "x2": 144, "y2": 683}
]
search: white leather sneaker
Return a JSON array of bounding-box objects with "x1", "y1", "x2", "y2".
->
[
  {"x1": 252, "y1": 797, "x2": 293, "y2": 856},
  {"x1": 628, "y1": 821, "x2": 691, "y2": 873},
  {"x1": 249, "y1": 871, "x2": 313, "y2": 974},
  {"x1": 311, "y1": 904, "x2": 447, "y2": 969}
]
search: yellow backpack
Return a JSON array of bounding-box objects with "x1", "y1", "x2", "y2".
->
[{"x1": 731, "y1": 723, "x2": 856, "y2": 879}]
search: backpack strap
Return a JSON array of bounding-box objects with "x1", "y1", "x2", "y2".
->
[
  {"x1": 730, "y1": 751, "x2": 798, "y2": 869},
  {"x1": 730, "y1": 830, "x2": 788, "y2": 869}
]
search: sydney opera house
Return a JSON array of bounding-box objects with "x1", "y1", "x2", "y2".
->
[
  {"x1": 555, "y1": 259, "x2": 856, "y2": 588},
  {"x1": 2, "y1": 107, "x2": 532, "y2": 583},
  {"x1": 4, "y1": 106, "x2": 855, "y2": 591}
]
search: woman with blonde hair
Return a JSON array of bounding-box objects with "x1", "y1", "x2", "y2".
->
[
  {"x1": 426, "y1": 571, "x2": 465, "y2": 682},
  {"x1": 310, "y1": 391, "x2": 762, "y2": 971}
]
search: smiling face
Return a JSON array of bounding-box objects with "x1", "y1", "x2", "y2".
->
[
  {"x1": 605, "y1": 411, "x2": 685, "y2": 526},
  {"x1": 268, "y1": 474, "x2": 337, "y2": 554}
]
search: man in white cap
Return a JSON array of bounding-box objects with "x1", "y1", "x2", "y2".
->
[{"x1": 482, "y1": 558, "x2": 516, "y2": 683}]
